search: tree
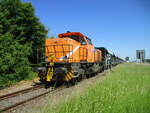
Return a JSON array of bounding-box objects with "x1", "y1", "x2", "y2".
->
[
  {"x1": 0, "y1": 0, "x2": 48, "y2": 64},
  {"x1": 0, "y1": 33, "x2": 31, "y2": 87},
  {"x1": 125, "y1": 57, "x2": 129, "y2": 61},
  {"x1": 0, "y1": 0, "x2": 47, "y2": 87}
]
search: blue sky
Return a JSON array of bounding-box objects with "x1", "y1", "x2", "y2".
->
[{"x1": 22, "y1": 0, "x2": 150, "y2": 60}]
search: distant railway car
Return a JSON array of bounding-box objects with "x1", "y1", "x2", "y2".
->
[
  {"x1": 95, "y1": 47, "x2": 112, "y2": 69},
  {"x1": 37, "y1": 32, "x2": 124, "y2": 87}
]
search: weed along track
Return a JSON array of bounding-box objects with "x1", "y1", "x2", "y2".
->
[{"x1": 0, "y1": 85, "x2": 65, "y2": 112}]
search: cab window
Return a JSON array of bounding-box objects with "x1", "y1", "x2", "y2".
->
[
  {"x1": 61, "y1": 35, "x2": 88, "y2": 45},
  {"x1": 64, "y1": 35, "x2": 87, "y2": 45},
  {"x1": 86, "y1": 37, "x2": 93, "y2": 45},
  {"x1": 80, "y1": 38, "x2": 86, "y2": 45},
  {"x1": 67, "y1": 35, "x2": 80, "y2": 42}
]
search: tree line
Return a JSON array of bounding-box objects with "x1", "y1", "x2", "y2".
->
[{"x1": 0, "y1": 0, "x2": 48, "y2": 88}]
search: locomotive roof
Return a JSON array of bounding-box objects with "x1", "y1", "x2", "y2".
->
[{"x1": 58, "y1": 32, "x2": 85, "y2": 38}]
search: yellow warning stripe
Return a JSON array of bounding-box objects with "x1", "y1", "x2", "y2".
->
[
  {"x1": 67, "y1": 74, "x2": 71, "y2": 80},
  {"x1": 65, "y1": 76, "x2": 69, "y2": 81},
  {"x1": 64, "y1": 71, "x2": 74, "y2": 81},
  {"x1": 68, "y1": 72, "x2": 74, "y2": 78}
]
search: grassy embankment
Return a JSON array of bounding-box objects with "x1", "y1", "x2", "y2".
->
[{"x1": 42, "y1": 63, "x2": 150, "y2": 113}]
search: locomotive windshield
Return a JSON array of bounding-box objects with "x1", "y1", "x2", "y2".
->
[
  {"x1": 86, "y1": 37, "x2": 93, "y2": 45},
  {"x1": 67, "y1": 35, "x2": 80, "y2": 42},
  {"x1": 60, "y1": 35, "x2": 92, "y2": 45},
  {"x1": 64, "y1": 35, "x2": 87, "y2": 45}
]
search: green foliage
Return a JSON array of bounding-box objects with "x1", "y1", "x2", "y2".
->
[
  {"x1": 125, "y1": 57, "x2": 129, "y2": 61},
  {"x1": 0, "y1": 33, "x2": 31, "y2": 87},
  {"x1": 42, "y1": 63, "x2": 150, "y2": 113},
  {"x1": 0, "y1": 0, "x2": 48, "y2": 64},
  {"x1": 0, "y1": 0, "x2": 47, "y2": 87}
]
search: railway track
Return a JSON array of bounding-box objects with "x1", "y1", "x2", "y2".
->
[{"x1": 0, "y1": 85, "x2": 64, "y2": 112}]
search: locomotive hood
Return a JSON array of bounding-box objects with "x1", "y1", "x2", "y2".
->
[{"x1": 46, "y1": 37, "x2": 80, "y2": 63}]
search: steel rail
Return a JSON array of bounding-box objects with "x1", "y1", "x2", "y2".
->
[
  {"x1": 0, "y1": 86, "x2": 64, "y2": 112},
  {"x1": 0, "y1": 85, "x2": 43, "y2": 101}
]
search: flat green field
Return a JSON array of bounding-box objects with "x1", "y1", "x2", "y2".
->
[{"x1": 42, "y1": 63, "x2": 150, "y2": 113}]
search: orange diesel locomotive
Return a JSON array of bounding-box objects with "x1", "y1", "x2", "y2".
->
[{"x1": 38, "y1": 32, "x2": 104, "y2": 86}]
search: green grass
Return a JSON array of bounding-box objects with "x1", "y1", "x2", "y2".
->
[
  {"x1": 24, "y1": 71, "x2": 37, "y2": 80},
  {"x1": 42, "y1": 63, "x2": 150, "y2": 113},
  {"x1": 0, "y1": 71, "x2": 36, "y2": 89}
]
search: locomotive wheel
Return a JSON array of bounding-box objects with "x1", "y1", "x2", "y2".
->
[
  {"x1": 71, "y1": 78, "x2": 78, "y2": 85},
  {"x1": 66, "y1": 78, "x2": 78, "y2": 87},
  {"x1": 82, "y1": 74, "x2": 86, "y2": 79},
  {"x1": 86, "y1": 74, "x2": 90, "y2": 78},
  {"x1": 45, "y1": 82, "x2": 51, "y2": 89},
  {"x1": 66, "y1": 81, "x2": 72, "y2": 88},
  {"x1": 77, "y1": 75, "x2": 82, "y2": 82}
]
